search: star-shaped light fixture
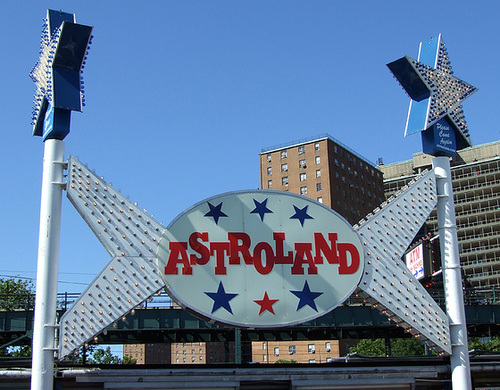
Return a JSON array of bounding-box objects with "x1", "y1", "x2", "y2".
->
[
  {"x1": 30, "y1": 9, "x2": 93, "y2": 140},
  {"x1": 387, "y1": 34, "x2": 477, "y2": 155}
]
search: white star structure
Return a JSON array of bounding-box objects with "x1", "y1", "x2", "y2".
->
[{"x1": 58, "y1": 156, "x2": 450, "y2": 359}]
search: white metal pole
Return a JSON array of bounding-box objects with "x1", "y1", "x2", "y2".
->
[
  {"x1": 31, "y1": 139, "x2": 65, "y2": 390},
  {"x1": 433, "y1": 156, "x2": 472, "y2": 390}
]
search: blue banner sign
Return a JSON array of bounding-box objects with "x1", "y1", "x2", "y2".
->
[{"x1": 422, "y1": 118, "x2": 457, "y2": 156}]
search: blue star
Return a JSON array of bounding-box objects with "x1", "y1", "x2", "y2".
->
[
  {"x1": 290, "y1": 281, "x2": 323, "y2": 312},
  {"x1": 205, "y1": 281, "x2": 238, "y2": 314},
  {"x1": 250, "y1": 198, "x2": 273, "y2": 221},
  {"x1": 204, "y1": 202, "x2": 228, "y2": 225},
  {"x1": 290, "y1": 205, "x2": 313, "y2": 227}
]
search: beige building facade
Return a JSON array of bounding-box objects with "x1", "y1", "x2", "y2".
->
[{"x1": 380, "y1": 140, "x2": 500, "y2": 291}]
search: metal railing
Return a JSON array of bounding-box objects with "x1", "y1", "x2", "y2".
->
[{"x1": 0, "y1": 291, "x2": 175, "y2": 311}]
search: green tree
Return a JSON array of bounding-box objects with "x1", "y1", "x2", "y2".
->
[
  {"x1": 349, "y1": 338, "x2": 425, "y2": 357},
  {"x1": 469, "y1": 336, "x2": 500, "y2": 352},
  {"x1": 0, "y1": 277, "x2": 34, "y2": 310},
  {"x1": 0, "y1": 277, "x2": 35, "y2": 357},
  {"x1": 90, "y1": 346, "x2": 122, "y2": 364},
  {"x1": 76, "y1": 345, "x2": 134, "y2": 365},
  {"x1": 350, "y1": 339, "x2": 385, "y2": 356},
  {"x1": 122, "y1": 354, "x2": 137, "y2": 365},
  {"x1": 391, "y1": 338, "x2": 425, "y2": 356},
  {"x1": 275, "y1": 359, "x2": 298, "y2": 364}
]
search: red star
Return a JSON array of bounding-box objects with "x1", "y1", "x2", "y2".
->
[{"x1": 254, "y1": 292, "x2": 279, "y2": 315}]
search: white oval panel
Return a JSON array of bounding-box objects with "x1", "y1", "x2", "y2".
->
[{"x1": 157, "y1": 190, "x2": 364, "y2": 327}]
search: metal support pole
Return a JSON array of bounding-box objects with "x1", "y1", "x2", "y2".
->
[
  {"x1": 433, "y1": 156, "x2": 471, "y2": 390},
  {"x1": 235, "y1": 328, "x2": 242, "y2": 364},
  {"x1": 31, "y1": 139, "x2": 65, "y2": 390}
]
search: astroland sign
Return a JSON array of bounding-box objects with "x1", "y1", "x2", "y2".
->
[{"x1": 157, "y1": 190, "x2": 364, "y2": 327}]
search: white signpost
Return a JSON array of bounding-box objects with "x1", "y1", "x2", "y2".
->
[{"x1": 387, "y1": 34, "x2": 477, "y2": 390}]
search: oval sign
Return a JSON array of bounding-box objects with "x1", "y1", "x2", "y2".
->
[{"x1": 157, "y1": 190, "x2": 364, "y2": 327}]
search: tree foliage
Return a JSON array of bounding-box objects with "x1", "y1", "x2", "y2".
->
[
  {"x1": 76, "y1": 345, "x2": 135, "y2": 365},
  {"x1": 349, "y1": 338, "x2": 425, "y2": 357},
  {"x1": 275, "y1": 359, "x2": 298, "y2": 364},
  {"x1": 350, "y1": 338, "x2": 385, "y2": 356},
  {"x1": 468, "y1": 336, "x2": 500, "y2": 352},
  {"x1": 0, "y1": 278, "x2": 35, "y2": 357},
  {"x1": 0, "y1": 277, "x2": 34, "y2": 310}
]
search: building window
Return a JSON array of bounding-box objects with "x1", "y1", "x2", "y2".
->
[
  {"x1": 183, "y1": 350, "x2": 187, "y2": 355},
  {"x1": 289, "y1": 345, "x2": 296, "y2": 355},
  {"x1": 300, "y1": 186, "x2": 307, "y2": 195},
  {"x1": 308, "y1": 344, "x2": 315, "y2": 354},
  {"x1": 315, "y1": 142, "x2": 320, "y2": 151},
  {"x1": 262, "y1": 342, "x2": 266, "y2": 350},
  {"x1": 192, "y1": 349, "x2": 195, "y2": 354},
  {"x1": 316, "y1": 183, "x2": 322, "y2": 192},
  {"x1": 316, "y1": 169, "x2": 321, "y2": 178},
  {"x1": 309, "y1": 359, "x2": 316, "y2": 363},
  {"x1": 334, "y1": 145, "x2": 338, "y2": 153},
  {"x1": 335, "y1": 159, "x2": 339, "y2": 167},
  {"x1": 317, "y1": 197, "x2": 323, "y2": 203},
  {"x1": 263, "y1": 354, "x2": 267, "y2": 362},
  {"x1": 325, "y1": 342, "x2": 331, "y2": 352},
  {"x1": 274, "y1": 347, "x2": 279, "y2": 357},
  {"x1": 191, "y1": 357, "x2": 195, "y2": 362},
  {"x1": 282, "y1": 176, "x2": 289, "y2": 186},
  {"x1": 298, "y1": 145, "x2": 305, "y2": 154},
  {"x1": 267, "y1": 154, "x2": 272, "y2": 162},
  {"x1": 281, "y1": 163, "x2": 288, "y2": 172},
  {"x1": 281, "y1": 150, "x2": 287, "y2": 159},
  {"x1": 300, "y1": 173, "x2": 307, "y2": 181},
  {"x1": 299, "y1": 159, "x2": 306, "y2": 168},
  {"x1": 326, "y1": 357, "x2": 332, "y2": 363},
  {"x1": 200, "y1": 356, "x2": 203, "y2": 361},
  {"x1": 267, "y1": 180, "x2": 272, "y2": 189},
  {"x1": 183, "y1": 358, "x2": 186, "y2": 363},
  {"x1": 267, "y1": 167, "x2": 272, "y2": 175},
  {"x1": 315, "y1": 156, "x2": 320, "y2": 165}
]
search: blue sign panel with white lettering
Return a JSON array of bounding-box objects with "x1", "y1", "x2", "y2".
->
[{"x1": 422, "y1": 118, "x2": 457, "y2": 156}]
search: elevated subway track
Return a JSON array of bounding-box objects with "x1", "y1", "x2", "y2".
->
[{"x1": 2, "y1": 301, "x2": 500, "y2": 349}]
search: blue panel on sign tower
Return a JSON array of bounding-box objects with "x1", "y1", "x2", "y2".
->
[
  {"x1": 406, "y1": 98, "x2": 430, "y2": 137},
  {"x1": 418, "y1": 35, "x2": 440, "y2": 68},
  {"x1": 47, "y1": 9, "x2": 75, "y2": 36},
  {"x1": 422, "y1": 118, "x2": 457, "y2": 156}
]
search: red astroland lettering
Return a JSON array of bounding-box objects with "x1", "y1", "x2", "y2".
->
[{"x1": 163, "y1": 232, "x2": 360, "y2": 276}]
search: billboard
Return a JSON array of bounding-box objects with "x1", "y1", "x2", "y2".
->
[{"x1": 157, "y1": 190, "x2": 364, "y2": 327}]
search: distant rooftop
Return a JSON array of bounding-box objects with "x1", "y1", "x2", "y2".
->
[{"x1": 260, "y1": 133, "x2": 378, "y2": 167}]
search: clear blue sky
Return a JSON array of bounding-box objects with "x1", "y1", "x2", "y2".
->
[{"x1": 1, "y1": 1, "x2": 498, "y2": 293}]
